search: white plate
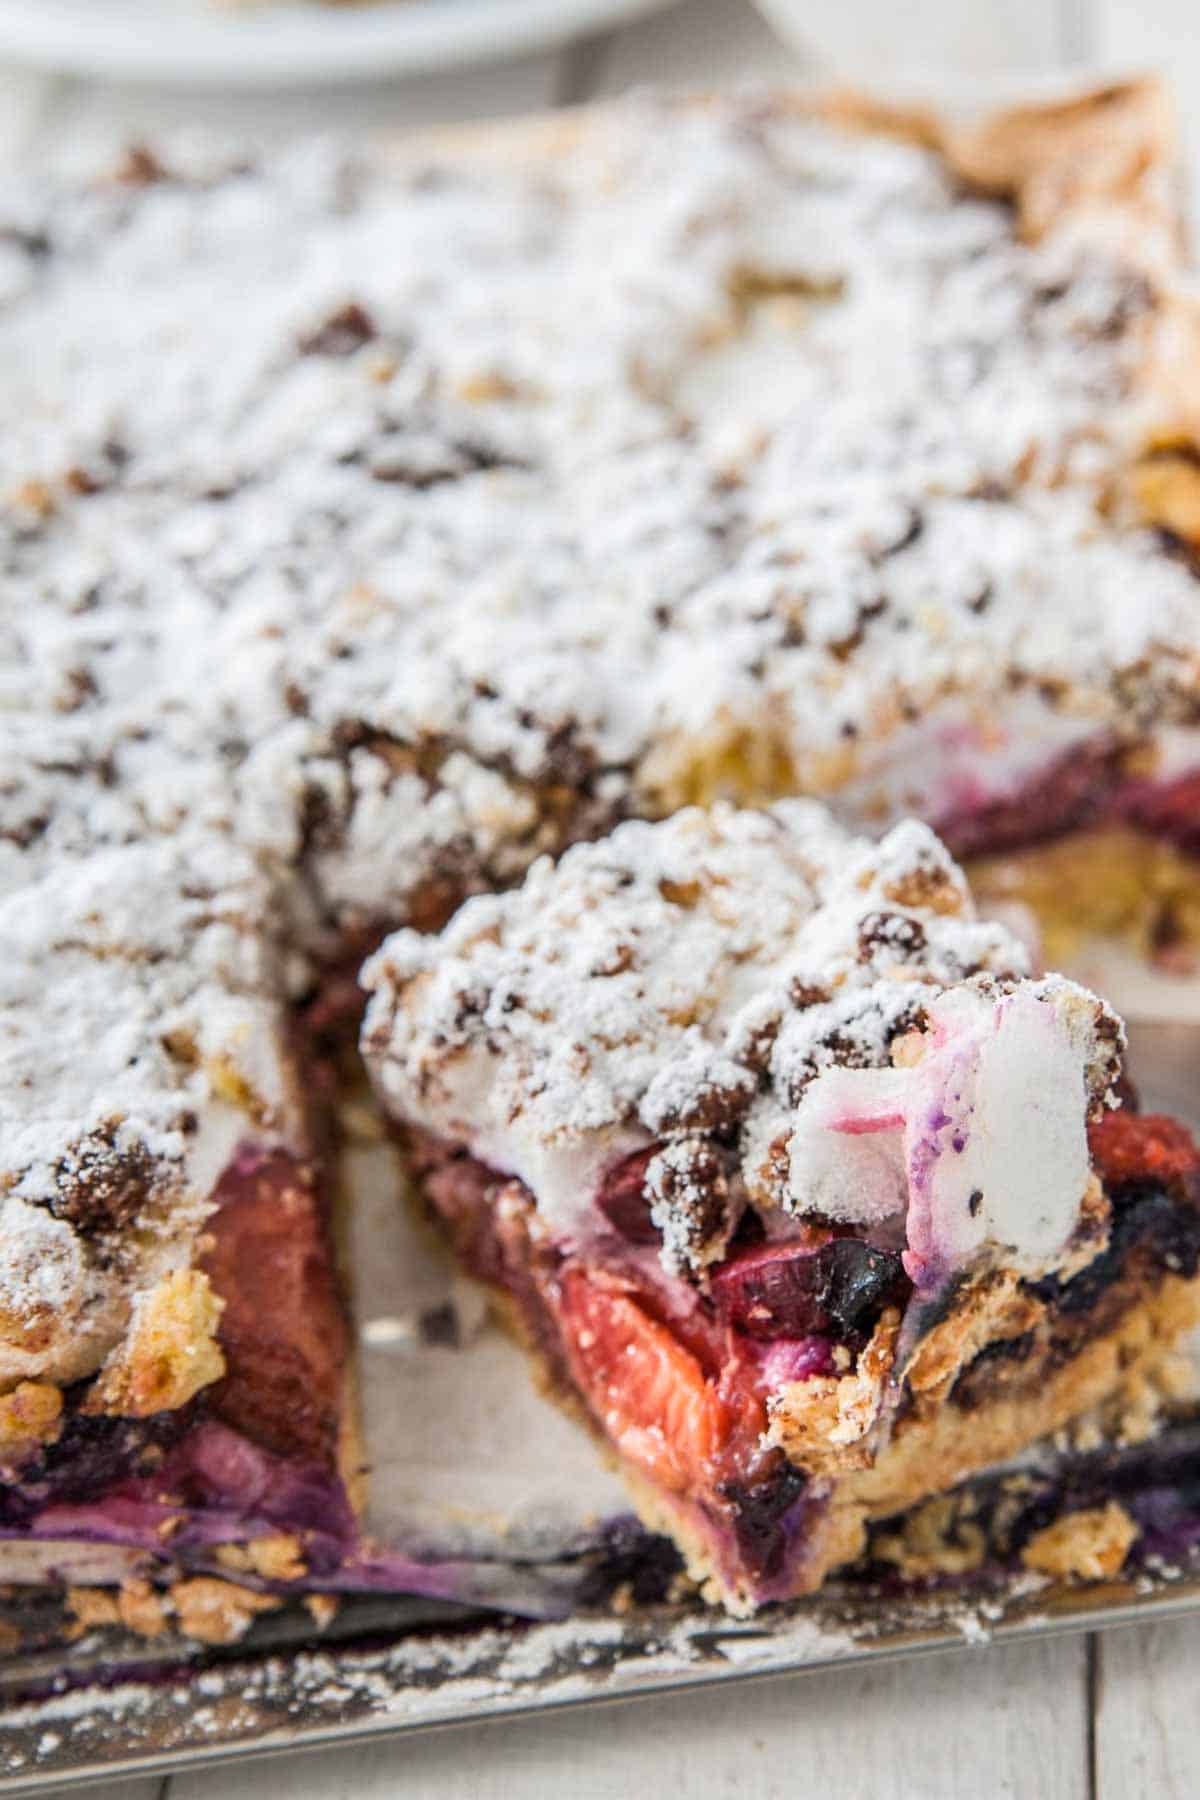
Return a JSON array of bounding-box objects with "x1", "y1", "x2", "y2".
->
[{"x1": 0, "y1": 0, "x2": 675, "y2": 86}]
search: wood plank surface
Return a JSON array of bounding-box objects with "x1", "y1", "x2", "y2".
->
[{"x1": 1094, "y1": 1616, "x2": 1200, "y2": 1800}]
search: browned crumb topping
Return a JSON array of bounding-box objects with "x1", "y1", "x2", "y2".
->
[{"x1": 83, "y1": 1271, "x2": 225, "y2": 1417}]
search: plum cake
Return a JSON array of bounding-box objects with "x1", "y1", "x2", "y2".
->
[{"x1": 6, "y1": 77, "x2": 1200, "y2": 1633}]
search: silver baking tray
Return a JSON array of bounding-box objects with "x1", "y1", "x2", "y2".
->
[
  {"x1": 2, "y1": 1018, "x2": 1200, "y2": 1792},
  {"x1": 5, "y1": 1541, "x2": 1200, "y2": 1794}
]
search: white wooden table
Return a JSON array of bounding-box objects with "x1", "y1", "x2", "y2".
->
[{"x1": 5, "y1": 0, "x2": 1200, "y2": 1791}]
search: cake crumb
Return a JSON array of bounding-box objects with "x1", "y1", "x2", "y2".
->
[
  {"x1": 66, "y1": 1588, "x2": 121, "y2": 1630},
  {"x1": 246, "y1": 1534, "x2": 307, "y2": 1582},
  {"x1": 1021, "y1": 1502, "x2": 1140, "y2": 1580},
  {"x1": 117, "y1": 1578, "x2": 168, "y2": 1640},
  {"x1": 872, "y1": 1493, "x2": 988, "y2": 1579},
  {"x1": 169, "y1": 1578, "x2": 281, "y2": 1646},
  {"x1": 0, "y1": 1382, "x2": 62, "y2": 1454},
  {"x1": 304, "y1": 1593, "x2": 339, "y2": 1630}
]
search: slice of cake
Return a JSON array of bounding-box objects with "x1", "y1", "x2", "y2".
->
[
  {"x1": 0, "y1": 836, "x2": 361, "y2": 1639},
  {"x1": 363, "y1": 803, "x2": 1200, "y2": 1610}
]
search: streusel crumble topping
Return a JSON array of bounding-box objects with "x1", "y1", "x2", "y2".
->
[
  {"x1": 364, "y1": 803, "x2": 1123, "y2": 1284},
  {"x1": 0, "y1": 91, "x2": 1189, "y2": 1386}
]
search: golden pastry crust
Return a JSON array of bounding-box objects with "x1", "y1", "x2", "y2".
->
[
  {"x1": 941, "y1": 80, "x2": 1177, "y2": 255},
  {"x1": 844, "y1": 1271, "x2": 1200, "y2": 1526}
]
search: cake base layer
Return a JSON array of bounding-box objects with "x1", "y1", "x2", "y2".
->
[
  {"x1": 407, "y1": 1119, "x2": 1200, "y2": 1612},
  {"x1": 833, "y1": 1272, "x2": 1200, "y2": 1567}
]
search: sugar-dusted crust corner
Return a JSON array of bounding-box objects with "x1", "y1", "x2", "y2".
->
[
  {"x1": 817, "y1": 76, "x2": 1200, "y2": 546},
  {"x1": 815, "y1": 78, "x2": 1200, "y2": 522},
  {"x1": 743, "y1": 77, "x2": 1175, "y2": 267},
  {"x1": 939, "y1": 78, "x2": 1178, "y2": 255}
]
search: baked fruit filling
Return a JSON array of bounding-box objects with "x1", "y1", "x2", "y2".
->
[{"x1": 364, "y1": 804, "x2": 1200, "y2": 1610}]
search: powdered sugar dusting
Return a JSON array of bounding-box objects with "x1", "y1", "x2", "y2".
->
[{"x1": 0, "y1": 93, "x2": 1188, "y2": 1387}]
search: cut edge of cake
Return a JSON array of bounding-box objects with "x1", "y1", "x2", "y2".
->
[{"x1": 362, "y1": 800, "x2": 1200, "y2": 1612}]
